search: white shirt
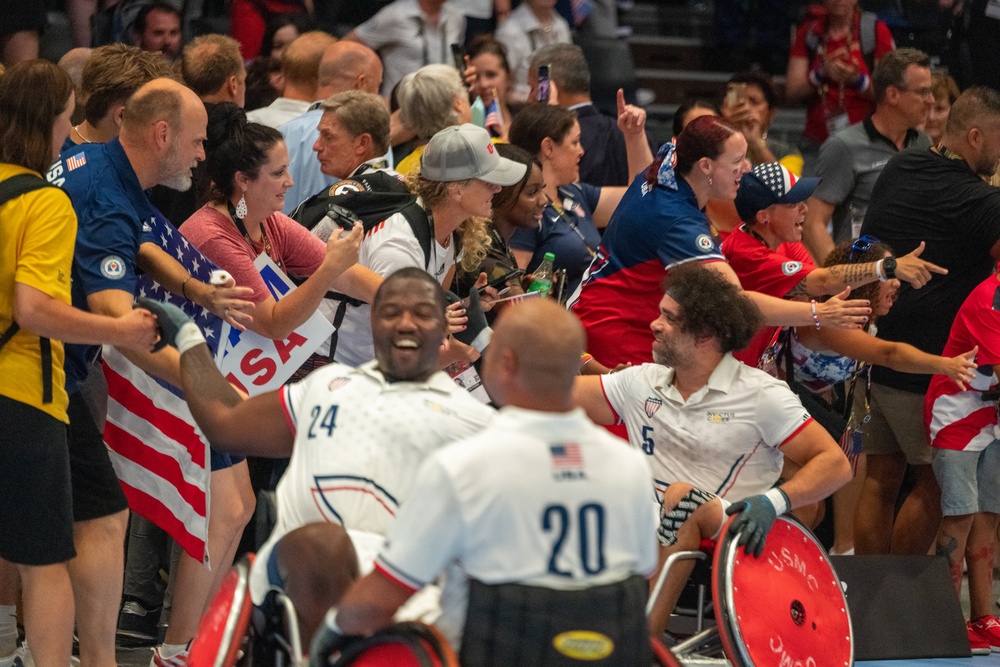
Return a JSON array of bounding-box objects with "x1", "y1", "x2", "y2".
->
[
  {"x1": 354, "y1": 0, "x2": 468, "y2": 98},
  {"x1": 375, "y1": 406, "x2": 659, "y2": 648},
  {"x1": 249, "y1": 361, "x2": 495, "y2": 604},
  {"x1": 495, "y1": 4, "x2": 572, "y2": 101},
  {"x1": 600, "y1": 354, "x2": 812, "y2": 501},
  {"x1": 332, "y1": 206, "x2": 456, "y2": 367},
  {"x1": 246, "y1": 98, "x2": 312, "y2": 129}
]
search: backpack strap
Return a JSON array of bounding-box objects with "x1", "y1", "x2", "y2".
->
[{"x1": 0, "y1": 173, "x2": 60, "y2": 404}]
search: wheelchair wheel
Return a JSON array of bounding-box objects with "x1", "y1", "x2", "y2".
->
[
  {"x1": 712, "y1": 516, "x2": 853, "y2": 667},
  {"x1": 188, "y1": 555, "x2": 255, "y2": 667}
]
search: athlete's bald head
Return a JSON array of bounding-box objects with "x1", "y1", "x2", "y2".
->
[{"x1": 484, "y1": 300, "x2": 585, "y2": 407}]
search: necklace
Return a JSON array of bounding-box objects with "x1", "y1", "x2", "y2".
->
[{"x1": 73, "y1": 124, "x2": 94, "y2": 144}]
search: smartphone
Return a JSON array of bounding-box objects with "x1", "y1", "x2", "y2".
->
[
  {"x1": 726, "y1": 82, "x2": 748, "y2": 107},
  {"x1": 536, "y1": 65, "x2": 551, "y2": 104},
  {"x1": 478, "y1": 268, "x2": 524, "y2": 295},
  {"x1": 451, "y1": 43, "x2": 466, "y2": 73}
]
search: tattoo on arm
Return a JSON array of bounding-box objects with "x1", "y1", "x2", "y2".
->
[
  {"x1": 786, "y1": 279, "x2": 809, "y2": 298},
  {"x1": 828, "y1": 262, "x2": 875, "y2": 286}
]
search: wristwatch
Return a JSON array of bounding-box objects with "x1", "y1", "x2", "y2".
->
[{"x1": 882, "y1": 256, "x2": 897, "y2": 280}]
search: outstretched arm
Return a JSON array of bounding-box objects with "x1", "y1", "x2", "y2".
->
[{"x1": 143, "y1": 299, "x2": 295, "y2": 457}]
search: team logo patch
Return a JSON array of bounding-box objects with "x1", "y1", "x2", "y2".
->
[
  {"x1": 645, "y1": 396, "x2": 662, "y2": 418},
  {"x1": 550, "y1": 443, "x2": 585, "y2": 480},
  {"x1": 329, "y1": 180, "x2": 363, "y2": 196},
  {"x1": 327, "y1": 377, "x2": 350, "y2": 392},
  {"x1": 781, "y1": 261, "x2": 803, "y2": 276},
  {"x1": 66, "y1": 153, "x2": 87, "y2": 171},
  {"x1": 695, "y1": 234, "x2": 714, "y2": 252},
  {"x1": 552, "y1": 631, "x2": 614, "y2": 660},
  {"x1": 100, "y1": 255, "x2": 126, "y2": 279},
  {"x1": 707, "y1": 411, "x2": 734, "y2": 423}
]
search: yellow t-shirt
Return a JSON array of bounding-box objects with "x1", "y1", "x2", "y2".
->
[
  {"x1": 394, "y1": 144, "x2": 427, "y2": 177},
  {"x1": 0, "y1": 163, "x2": 76, "y2": 422}
]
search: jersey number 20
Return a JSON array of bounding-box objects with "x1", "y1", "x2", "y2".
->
[{"x1": 542, "y1": 503, "x2": 606, "y2": 577}]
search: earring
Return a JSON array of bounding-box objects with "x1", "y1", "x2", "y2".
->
[
  {"x1": 707, "y1": 176, "x2": 713, "y2": 186},
  {"x1": 235, "y1": 194, "x2": 247, "y2": 219}
]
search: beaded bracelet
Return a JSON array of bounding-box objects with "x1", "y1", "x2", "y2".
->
[{"x1": 809, "y1": 300, "x2": 821, "y2": 330}]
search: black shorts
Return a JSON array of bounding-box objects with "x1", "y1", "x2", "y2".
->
[
  {"x1": 0, "y1": 395, "x2": 76, "y2": 565},
  {"x1": 67, "y1": 392, "x2": 129, "y2": 522}
]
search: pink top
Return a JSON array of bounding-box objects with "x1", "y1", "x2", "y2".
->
[{"x1": 180, "y1": 205, "x2": 326, "y2": 304}]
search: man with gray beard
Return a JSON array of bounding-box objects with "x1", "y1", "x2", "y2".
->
[{"x1": 48, "y1": 77, "x2": 254, "y2": 667}]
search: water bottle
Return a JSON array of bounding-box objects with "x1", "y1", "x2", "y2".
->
[{"x1": 528, "y1": 252, "x2": 555, "y2": 297}]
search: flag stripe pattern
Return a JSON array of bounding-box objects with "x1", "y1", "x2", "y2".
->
[{"x1": 102, "y1": 212, "x2": 223, "y2": 567}]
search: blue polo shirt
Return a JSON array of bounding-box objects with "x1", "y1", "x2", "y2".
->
[
  {"x1": 570, "y1": 174, "x2": 725, "y2": 366},
  {"x1": 49, "y1": 138, "x2": 157, "y2": 393},
  {"x1": 509, "y1": 182, "x2": 602, "y2": 296}
]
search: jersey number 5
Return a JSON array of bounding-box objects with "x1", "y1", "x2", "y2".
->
[
  {"x1": 542, "y1": 503, "x2": 606, "y2": 577},
  {"x1": 641, "y1": 425, "x2": 654, "y2": 455}
]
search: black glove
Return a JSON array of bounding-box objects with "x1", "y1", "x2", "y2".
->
[
  {"x1": 658, "y1": 487, "x2": 716, "y2": 546},
  {"x1": 725, "y1": 488, "x2": 789, "y2": 558},
  {"x1": 135, "y1": 298, "x2": 203, "y2": 353},
  {"x1": 309, "y1": 609, "x2": 359, "y2": 667}
]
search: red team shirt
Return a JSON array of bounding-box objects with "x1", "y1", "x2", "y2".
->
[
  {"x1": 789, "y1": 10, "x2": 895, "y2": 145},
  {"x1": 721, "y1": 227, "x2": 816, "y2": 368},
  {"x1": 925, "y1": 275, "x2": 1000, "y2": 452}
]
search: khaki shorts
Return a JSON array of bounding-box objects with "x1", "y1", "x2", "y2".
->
[{"x1": 860, "y1": 383, "x2": 932, "y2": 465}]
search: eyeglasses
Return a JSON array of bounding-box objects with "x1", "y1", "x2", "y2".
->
[
  {"x1": 848, "y1": 234, "x2": 880, "y2": 263},
  {"x1": 898, "y1": 86, "x2": 934, "y2": 99}
]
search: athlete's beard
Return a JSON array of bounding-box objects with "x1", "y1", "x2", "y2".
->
[
  {"x1": 652, "y1": 339, "x2": 679, "y2": 368},
  {"x1": 159, "y1": 141, "x2": 193, "y2": 191}
]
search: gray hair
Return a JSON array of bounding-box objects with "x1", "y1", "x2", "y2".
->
[
  {"x1": 397, "y1": 64, "x2": 464, "y2": 141},
  {"x1": 320, "y1": 90, "x2": 391, "y2": 156},
  {"x1": 528, "y1": 43, "x2": 590, "y2": 96}
]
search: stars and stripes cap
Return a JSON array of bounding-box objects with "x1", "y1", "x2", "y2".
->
[
  {"x1": 734, "y1": 162, "x2": 820, "y2": 224},
  {"x1": 420, "y1": 124, "x2": 526, "y2": 186}
]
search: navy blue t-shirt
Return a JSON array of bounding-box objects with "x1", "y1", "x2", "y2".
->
[
  {"x1": 48, "y1": 139, "x2": 158, "y2": 393},
  {"x1": 508, "y1": 182, "x2": 602, "y2": 296}
]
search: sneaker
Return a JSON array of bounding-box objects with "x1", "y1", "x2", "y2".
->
[
  {"x1": 0, "y1": 646, "x2": 26, "y2": 667},
  {"x1": 970, "y1": 616, "x2": 1000, "y2": 653},
  {"x1": 150, "y1": 645, "x2": 189, "y2": 667},
  {"x1": 117, "y1": 598, "x2": 161, "y2": 648},
  {"x1": 968, "y1": 621, "x2": 993, "y2": 655}
]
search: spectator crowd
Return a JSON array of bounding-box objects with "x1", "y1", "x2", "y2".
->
[{"x1": 4, "y1": 0, "x2": 1000, "y2": 664}]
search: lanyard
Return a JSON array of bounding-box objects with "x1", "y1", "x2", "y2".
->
[
  {"x1": 227, "y1": 201, "x2": 282, "y2": 269},
  {"x1": 549, "y1": 195, "x2": 596, "y2": 258},
  {"x1": 817, "y1": 10, "x2": 859, "y2": 110}
]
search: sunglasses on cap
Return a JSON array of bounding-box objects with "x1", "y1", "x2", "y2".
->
[{"x1": 848, "y1": 234, "x2": 880, "y2": 263}]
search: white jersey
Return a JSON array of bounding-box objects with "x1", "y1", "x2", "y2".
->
[
  {"x1": 249, "y1": 361, "x2": 494, "y2": 604},
  {"x1": 375, "y1": 406, "x2": 659, "y2": 648},
  {"x1": 332, "y1": 209, "x2": 457, "y2": 367},
  {"x1": 600, "y1": 354, "x2": 812, "y2": 501}
]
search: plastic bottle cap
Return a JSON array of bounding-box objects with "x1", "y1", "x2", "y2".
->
[{"x1": 543, "y1": 252, "x2": 555, "y2": 261}]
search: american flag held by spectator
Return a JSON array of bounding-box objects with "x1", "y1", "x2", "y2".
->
[
  {"x1": 102, "y1": 212, "x2": 222, "y2": 568},
  {"x1": 484, "y1": 97, "x2": 503, "y2": 133}
]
